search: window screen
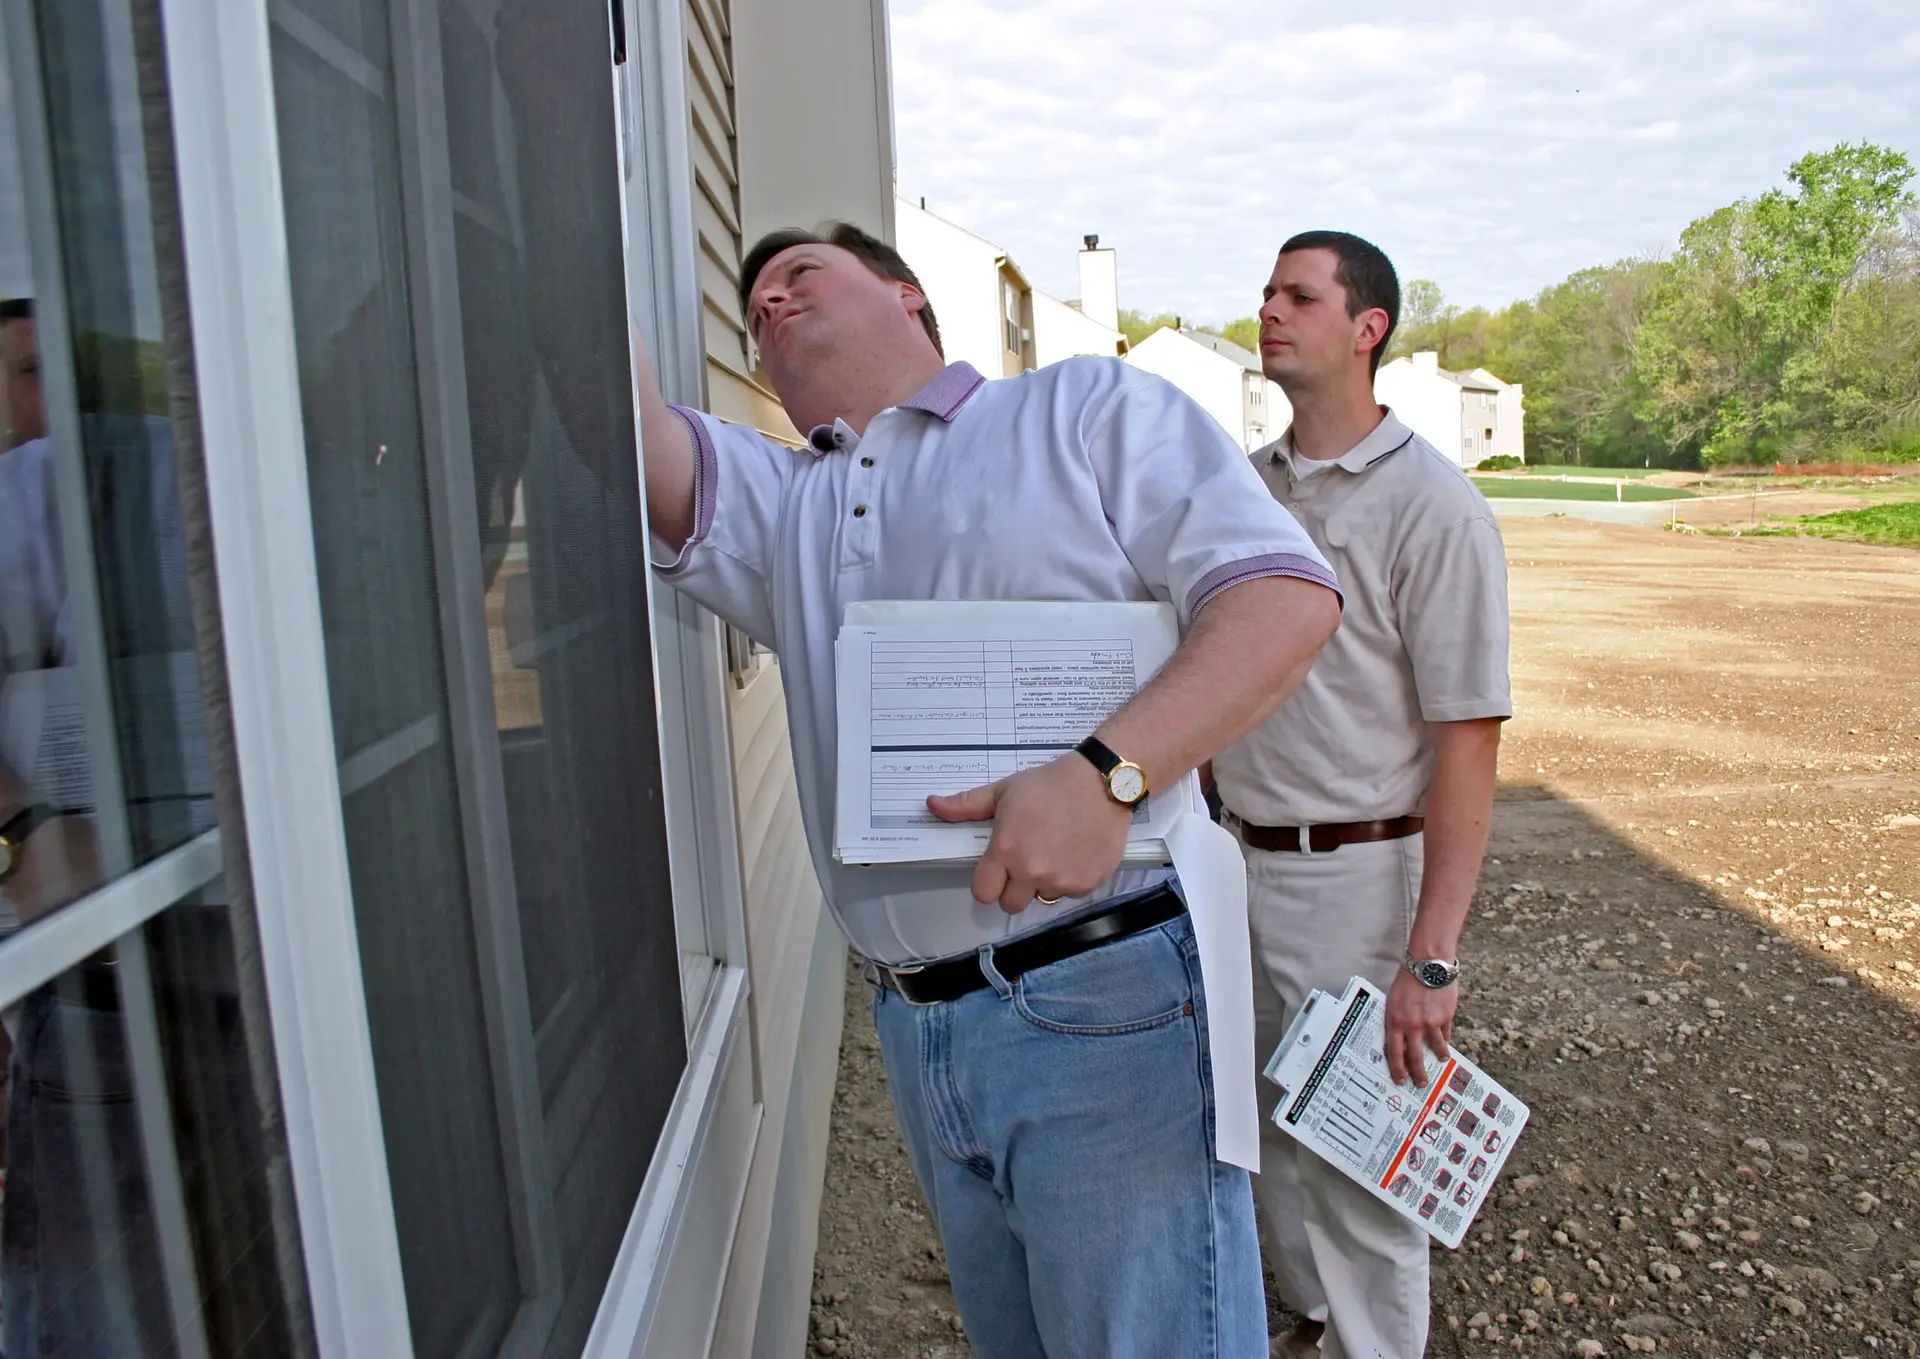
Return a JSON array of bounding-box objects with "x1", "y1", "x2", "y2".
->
[{"x1": 267, "y1": 1, "x2": 685, "y2": 1353}]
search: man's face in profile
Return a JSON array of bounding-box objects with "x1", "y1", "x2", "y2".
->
[
  {"x1": 1258, "y1": 248, "x2": 1371, "y2": 390},
  {"x1": 1, "y1": 316, "x2": 43, "y2": 450}
]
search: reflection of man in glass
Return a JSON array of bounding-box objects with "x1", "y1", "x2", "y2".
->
[
  {"x1": 0, "y1": 296, "x2": 164, "y2": 1356},
  {"x1": 0, "y1": 298, "x2": 45, "y2": 452}
]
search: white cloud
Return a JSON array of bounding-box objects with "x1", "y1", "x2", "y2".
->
[{"x1": 888, "y1": 0, "x2": 1920, "y2": 322}]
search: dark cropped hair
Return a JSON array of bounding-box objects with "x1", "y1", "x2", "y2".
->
[
  {"x1": 0, "y1": 298, "x2": 34, "y2": 323},
  {"x1": 1279, "y1": 230, "x2": 1399, "y2": 374},
  {"x1": 739, "y1": 222, "x2": 942, "y2": 356}
]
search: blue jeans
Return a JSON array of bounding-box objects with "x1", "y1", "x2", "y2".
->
[{"x1": 871, "y1": 910, "x2": 1265, "y2": 1359}]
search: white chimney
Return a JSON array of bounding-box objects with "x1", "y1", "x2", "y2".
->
[
  {"x1": 1412, "y1": 350, "x2": 1440, "y2": 374},
  {"x1": 1077, "y1": 235, "x2": 1119, "y2": 333}
]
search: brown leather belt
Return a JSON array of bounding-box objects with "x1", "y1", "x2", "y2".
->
[{"x1": 1225, "y1": 811, "x2": 1424, "y2": 854}]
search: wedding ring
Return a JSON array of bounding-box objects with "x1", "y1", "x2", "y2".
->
[{"x1": 1035, "y1": 893, "x2": 1061, "y2": 905}]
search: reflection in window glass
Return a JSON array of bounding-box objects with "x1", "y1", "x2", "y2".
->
[{"x1": 0, "y1": 0, "x2": 310, "y2": 1355}]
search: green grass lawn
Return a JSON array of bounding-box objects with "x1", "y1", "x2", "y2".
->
[
  {"x1": 1471, "y1": 478, "x2": 1695, "y2": 502},
  {"x1": 1744, "y1": 500, "x2": 1920, "y2": 547},
  {"x1": 1506, "y1": 464, "x2": 1672, "y2": 477}
]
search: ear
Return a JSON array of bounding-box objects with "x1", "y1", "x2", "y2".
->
[
  {"x1": 1354, "y1": 306, "x2": 1391, "y2": 358},
  {"x1": 899, "y1": 283, "x2": 928, "y2": 316}
]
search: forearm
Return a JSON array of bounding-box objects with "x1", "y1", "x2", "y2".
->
[
  {"x1": 631, "y1": 328, "x2": 698, "y2": 551},
  {"x1": 1099, "y1": 575, "x2": 1339, "y2": 794},
  {"x1": 1407, "y1": 719, "x2": 1502, "y2": 958}
]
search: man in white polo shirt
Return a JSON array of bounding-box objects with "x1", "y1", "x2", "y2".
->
[
  {"x1": 634, "y1": 222, "x2": 1341, "y2": 1357},
  {"x1": 1213, "y1": 232, "x2": 1510, "y2": 1359}
]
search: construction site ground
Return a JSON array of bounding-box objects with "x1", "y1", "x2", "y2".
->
[{"x1": 807, "y1": 513, "x2": 1920, "y2": 1359}]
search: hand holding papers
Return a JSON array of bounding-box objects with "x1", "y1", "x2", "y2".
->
[
  {"x1": 832, "y1": 600, "x2": 1260, "y2": 1170},
  {"x1": 1263, "y1": 976, "x2": 1530, "y2": 1248}
]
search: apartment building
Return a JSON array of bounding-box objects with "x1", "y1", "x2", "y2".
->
[
  {"x1": 0, "y1": 1, "x2": 887, "y2": 1356},
  {"x1": 1375, "y1": 351, "x2": 1527, "y2": 466},
  {"x1": 894, "y1": 198, "x2": 1128, "y2": 376}
]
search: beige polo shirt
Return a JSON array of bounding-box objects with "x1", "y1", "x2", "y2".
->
[{"x1": 1214, "y1": 410, "x2": 1511, "y2": 827}]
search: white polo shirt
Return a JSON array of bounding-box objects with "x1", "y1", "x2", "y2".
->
[
  {"x1": 1214, "y1": 411, "x2": 1511, "y2": 829},
  {"x1": 654, "y1": 358, "x2": 1337, "y2": 964}
]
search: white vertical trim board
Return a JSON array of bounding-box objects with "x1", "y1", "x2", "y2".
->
[
  {"x1": 157, "y1": 0, "x2": 415, "y2": 1353},
  {"x1": 579, "y1": 964, "x2": 750, "y2": 1359}
]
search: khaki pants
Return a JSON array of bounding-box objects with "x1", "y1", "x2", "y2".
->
[{"x1": 1242, "y1": 830, "x2": 1432, "y2": 1359}]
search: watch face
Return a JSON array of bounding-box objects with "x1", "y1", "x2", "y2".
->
[
  {"x1": 1109, "y1": 764, "x2": 1147, "y2": 805},
  {"x1": 1417, "y1": 960, "x2": 1454, "y2": 988}
]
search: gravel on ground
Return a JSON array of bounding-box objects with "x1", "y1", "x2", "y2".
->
[{"x1": 809, "y1": 516, "x2": 1920, "y2": 1358}]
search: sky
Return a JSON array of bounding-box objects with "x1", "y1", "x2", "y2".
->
[{"x1": 889, "y1": 0, "x2": 1920, "y2": 326}]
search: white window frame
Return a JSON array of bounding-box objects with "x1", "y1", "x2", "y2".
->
[
  {"x1": 161, "y1": 0, "x2": 759, "y2": 1354},
  {"x1": 157, "y1": 0, "x2": 418, "y2": 1351}
]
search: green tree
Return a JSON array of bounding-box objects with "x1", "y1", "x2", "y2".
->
[
  {"x1": 1198, "y1": 316, "x2": 1260, "y2": 353},
  {"x1": 1636, "y1": 142, "x2": 1916, "y2": 465},
  {"x1": 1117, "y1": 308, "x2": 1180, "y2": 347}
]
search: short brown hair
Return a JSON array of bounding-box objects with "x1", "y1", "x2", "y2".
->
[{"x1": 739, "y1": 222, "x2": 942, "y2": 356}]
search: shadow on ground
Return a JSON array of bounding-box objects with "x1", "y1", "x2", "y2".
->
[{"x1": 809, "y1": 785, "x2": 1920, "y2": 1358}]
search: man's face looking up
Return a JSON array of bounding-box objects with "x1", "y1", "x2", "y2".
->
[{"x1": 746, "y1": 243, "x2": 929, "y2": 395}]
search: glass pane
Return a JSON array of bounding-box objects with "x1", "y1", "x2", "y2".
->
[
  {"x1": 0, "y1": 1, "x2": 309, "y2": 1354},
  {"x1": 0, "y1": 0, "x2": 211, "y2": 912},
  {"x1": 271, "y1": 0, "x2": 686, "y2": 1353},
  {"x1": 267, "y1": 6, "x2": 523, "y2": 1355},
  {"x1": 2, "y1": 901, "x2": 305, "y2": 1357}
]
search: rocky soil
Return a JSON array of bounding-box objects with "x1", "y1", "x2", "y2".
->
[{"x1": 809, "y1": 517, "x2": 1920, "y2": 1358}]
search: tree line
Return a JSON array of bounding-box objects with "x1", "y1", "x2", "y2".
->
[{"x1": 1137, "y1": 144, "x2": 1918, "y2": 469}]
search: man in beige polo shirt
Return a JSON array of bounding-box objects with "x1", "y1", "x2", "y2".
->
[{"x1": 1213, "y1": 231, "x2": 1510, "y2": 1358}]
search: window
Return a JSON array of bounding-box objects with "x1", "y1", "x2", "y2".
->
[
  {"x1": 0, "y1": 0, "x2": 309, "y2": 1352},
  {"x1": 266, "y1": 2, "x2": 684, "y2": 1354},
  {"x1": 1003, "y1": 276, "x2": 1021, "y2": 356}
]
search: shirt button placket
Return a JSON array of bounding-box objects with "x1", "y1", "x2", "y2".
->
[{"x1": 841, "y1": 436, "x2": 878, "y2": 570}]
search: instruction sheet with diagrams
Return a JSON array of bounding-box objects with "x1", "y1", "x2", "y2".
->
[
  {"x1": 832, "y1": 600, "x2": 1203, "y2": 867},
  {"x1": 1264, "y1": 975, "x2": 1530, "y2": 1249}
]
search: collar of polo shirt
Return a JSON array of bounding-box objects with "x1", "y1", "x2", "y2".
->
[
  {"x1": 1270, "y1": 409, "x2": 1418, "y2": 477},
  {"x1": 805, "y1": 361, "x2": 989, "y2": 457}
]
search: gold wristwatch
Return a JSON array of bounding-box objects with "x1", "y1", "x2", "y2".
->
[
  {"x1": 1074, "y1": 736, "x2": 1149, "y2": 807},
  {"x1": 0, "y1": 804, "x2": 56, "y2": 884}
]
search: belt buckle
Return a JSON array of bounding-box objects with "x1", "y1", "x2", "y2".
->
[{"x1": 880, "y1": 961, "x2": 942, "y2": 1007}]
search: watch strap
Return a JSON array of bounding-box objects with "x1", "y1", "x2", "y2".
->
[
  {"x1": 0, "y1": 803, "x2": 56, "y2": 845},
  {"x1": 1074, "y1": 735, "x2": 1122, "y2": 779}
]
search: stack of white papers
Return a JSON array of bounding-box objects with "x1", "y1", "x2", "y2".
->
[
  {"x1": 1263, "y1": 976, "x2": 1530, "y2": 1249},
  {"x1": 833, "y1": 601, "x2": 1203, "y2": 868}
]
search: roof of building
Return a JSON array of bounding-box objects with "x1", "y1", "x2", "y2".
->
[
  {"x1": 1386, "y1": 352, "x2": 1511, "y2": 391},
  {"x1": 1175, "y1": 327, "x2": 1262, "y2": 373}
]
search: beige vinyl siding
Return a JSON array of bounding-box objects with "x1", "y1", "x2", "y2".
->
[
  {"x1": 684, "y1": 0, "x2": 799, "y2": 440},
  {"x1": 711, "y1": 662, "x2": 836, "y2": 1359},
  {"x1": 680, "y1": 3, "x2": 833, "y2": 1352}
]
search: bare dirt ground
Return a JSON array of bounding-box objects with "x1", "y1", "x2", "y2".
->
[{"x1": 808, "y1": 516, "x2": 1920, "y2": 1359}]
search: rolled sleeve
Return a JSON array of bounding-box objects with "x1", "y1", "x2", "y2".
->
[
  {"x1": 648, "y1": 406, "x2": 792, "y2": 647},
  {"x1": 1398, "y1": 515, "x2": 1513, "y2": 722},
  {"x1": 1087, "y1": 367, "x2": 1339, "y2": 627}
]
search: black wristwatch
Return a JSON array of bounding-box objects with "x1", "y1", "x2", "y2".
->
[
  {"x1": 0, "y1": 803, "x2": 58, "y2": 884},
  {"x1": 1074, "y1": 736, "x2": 1149, "y2": 808}
]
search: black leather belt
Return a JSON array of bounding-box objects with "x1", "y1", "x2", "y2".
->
[
  {"x1": 1225, "y1": 810, "x2": 1424, "y2": 854},
  {"x1": 870, "y1": 883, "x2": 1185, "y2": 1006}
]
